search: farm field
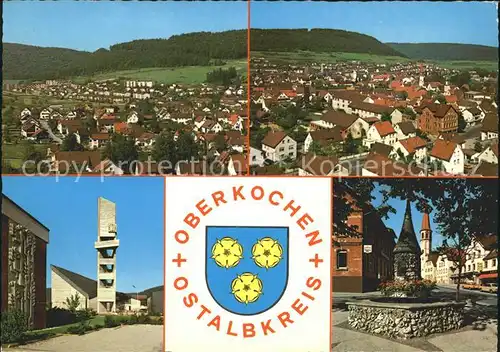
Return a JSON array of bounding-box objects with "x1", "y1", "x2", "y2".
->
[
  {"x1": 252, "y1": 51, "x2": 497, "y2": 71},
  {"x1": 72, "y1": 59, "x2": 247, "y2": 85}
]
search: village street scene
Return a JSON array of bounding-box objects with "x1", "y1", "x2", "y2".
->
[
  {"x1": 2, "y1": 1, "x2": 248, "y2": 176},
  {"x1": 250, "y1": 2, "x2": 498, "y2": 176},
  {"x1": 331, "y1": 177, "x2": 498, "y2": 351},
  {"x1": 2, "y1": 176, "x2": 165, "y2": 352}
]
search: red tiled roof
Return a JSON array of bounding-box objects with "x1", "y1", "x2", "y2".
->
[
  {"x1": 430, "y1": 139, "x2": 458, "y2": 161},
  {"x1": 398, "y1": 136, "x2": 427, "y2": 154},
  {"x1": 373, "y1": 121, "x2": 396, "y2": 137},
  {"x1": 262, "y1": 131, "x2": 287, "y2": 148}
]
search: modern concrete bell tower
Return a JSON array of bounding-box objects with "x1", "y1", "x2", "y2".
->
[{"x1": 94, "y1": 197, "x2": 119, "y2": 314}]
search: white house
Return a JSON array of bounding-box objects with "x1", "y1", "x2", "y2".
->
[
  {"x1": 311, "y1": 110, "x2": 368, "y2": 139},
  {"x1": 349, "y1": 102, "x2": 403, "y2": 124},
  {"x1": 394, "y1": 121, "x2": 417, "y2": 140},
  {"x1": 89, "y1": 133, "x2": 110, "y2": 150},
  {"x1": 200, "y1": 120, "x2": 223, "y2": 134},
  {"x1": 477, "y1": 143, "x2": 498, "y2": 165},
  {"x1": 250, "y1": 147, "x2": 265, "y2": 167},
  {"x1": 363, "y1": 121, "x2": 397, "y2": 148},
  {"x1": 392, "y1": 136, "x2": 428, "y2": 163},
  {"x1": 39, "y1": 108, "x2": 51, "y2": 120},
  {"x1": 480, "y1": 113, "x2": 498, "y2": 141},
  {"x1": 127, "y1": 111, "x2": 139, "y2": 124},
  {"x1": 261, "y1": 131, "x2": 297, "y2": 162},
  {"x1": 462, "y1": 107, "x2": 485, "y2": 127},
  {"x1": 429, "y1": 139, "x2": 465, "y2": 174}
]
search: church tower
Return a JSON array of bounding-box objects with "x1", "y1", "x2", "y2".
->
[{"x1": 420, "y1": 211, "x2": 432, "y2": 260}]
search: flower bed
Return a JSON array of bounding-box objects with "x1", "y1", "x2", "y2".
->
[{"x1": 378, "y1": 280, "x2": 437, "y2": 298}]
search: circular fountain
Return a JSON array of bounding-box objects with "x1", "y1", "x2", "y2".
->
[{"x1": 346, "y1": 200, "x2": 465, "y2": 339}]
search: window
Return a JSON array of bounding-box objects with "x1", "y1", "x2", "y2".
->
[
  {"x1": 485, "y1": 261, "x2": 488, "y2": 268},
  {"x1": 279, "y1": 147, "x2": 284, "y2": 152},
  {"x1": 467, "y1": 265, "x2": 471, "y2": 271},
  {"x1": 472, "y1": 264, "x2": 476, "y2": 271},
  {"x1": 337, "y1": 250, "x2": 347, "y2": 269},
  {"x1": 493, "y1": 259, "x2": 496, "y2": 267}
]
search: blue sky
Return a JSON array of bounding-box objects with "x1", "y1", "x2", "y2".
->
[
  {"x1": 370, "y1": 184, "x2": 441, "y2": 250},
  {"x1": 3, "y1": 1, "x2": 247, "y2": 51},
  {"x1": 2, "y1": 176, "x2": 164, "y2": 293},
  {"x1": 251, "y1": 1, "x2": 498, "y2": 47}
]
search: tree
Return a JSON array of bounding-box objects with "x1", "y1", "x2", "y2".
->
[
  {"x1": 457, "y1": 113, "x2": 466, "y2": 133},
  {"x1": 61, "y1": 134, "x2": 84, "y2": 152},
  {"x1": 214, "y1": 134, "x2": 227, "y2": 152},
  {"x1": 381, "y1": 112, "x2": 392, "y2": 122},
  {"x1": 103, "y1": 134, "x2": 138, "y2": 173},
  {"x1": 342, "y1": 132, "x2": 357, "y2": 155},
  {"x1": 435, "y1": 95, "x2": 447, "y2": 104},
  {"x1": 398, "y1": 91, "x2": 408, "y2": 101},
  {"x1": 65, "y1": 293, "x2": 81, "y2": 313}
]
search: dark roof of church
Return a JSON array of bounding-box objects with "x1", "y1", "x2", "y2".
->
[{"x1": 394, "y1": 200, "x2": 421, "y2": 254}]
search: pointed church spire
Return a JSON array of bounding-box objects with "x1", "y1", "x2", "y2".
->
[{"x1": 394, "y1": 199, "x2": 421, "y2": 254}]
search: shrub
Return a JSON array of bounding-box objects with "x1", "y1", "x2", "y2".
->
[
  {"x1": 75, "y1": 308, "x2": 95, "y2": 322},
  {"x1": 137, "y1": 314, "x2": 151, "y2": 324},
  {"x1": 66, "y1": 321, "x2": 90, "y2": 335},
  {"x1": 94, "y1": 324, "x2": 104, "y2": 330},
  {"x1": 129, "y1": 314, "x2": 139, "y2": 325},
  {"x1": 104, "y1": 315, "x2": 119, "y2": 328},
  {"x1": 1, "y1": 310, "x2": 28, "y2": 343},
  {"x1": 379, "y1": 280, "x2": 437, "y2": 297},
  {"x1": 46, "y1": 307, "x2": 77, "y2": 327}
]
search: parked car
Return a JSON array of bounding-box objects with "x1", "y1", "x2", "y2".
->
[
  {"x1": 462, "y1": 283, "x2": 481, "y2": 290},
  {"x1": 480, "y1": 283, "x2": 498, "y2": 293}
]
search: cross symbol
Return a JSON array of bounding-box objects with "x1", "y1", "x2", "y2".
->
[
  {"x1": 172, "y1": 253, "x2": 187, "y2": 268},
  {"x1": 309, "y1": 253, "x2": 323, "y2": 268}
]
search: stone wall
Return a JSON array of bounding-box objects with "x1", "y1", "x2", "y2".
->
[
  {"x1": 347, "y1": 300, "x2": 465, "y2": 339},
  {"x1": 394, "y1": 252, "x2": 421, "y2": 281}
]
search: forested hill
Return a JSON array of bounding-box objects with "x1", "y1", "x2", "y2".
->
[
  {"x1": 250, "y1": 28, "x2": 406, "y2": 57},
  {"x1": 387, "y1": 43, "x2": 498, "y2": 61},
  {"x1": 3, "y1": 30, "x2": 247, "y2": 80}
]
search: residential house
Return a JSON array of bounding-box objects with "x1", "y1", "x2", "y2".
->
[
  {"x1": 261, "y1": 131, "x2": 297, "y2": 162},
  {"x1": 462, "y1": 235, "x2": 497, "y2": 285},
  {"x1": 476, "y1": 143, "x2": 498, "y2": 165},
  {"x1": 310, "y1": 110, "x2": 368, "y2": 139},
  {"x1": 303, "y1": 128, "x2": 343, "y2": 153},
  {"x1": 331, "y1": 90, "x2": 363, "y2": 112},
  {"x1": 480, "y1": 113, "x2": 498, "y2": 141},
  {"x1": 297, "y1": 153, "x2": 348, "y2": 176},
  {"x1": 349, "y1": 102, "x2": 403, "y2": 124},
  {"x1": 127, "y1": 111, "x2": 140, "y2": 124},
  {"x1": 394, "y1": 121, "x2": 417, "y2": 140},
  {"x1": 49, "y1": 151, "x2": 101, "y2": 173},
  {"x1": 200, "y1": 120, "x2": 223, "y2": 134},
  {"x1": 89, "y1": 133, "x2": 110, "y2": 150},
  {"x1": 250, "y1": 147, "x2": 265, "y2": 167},
  {"x1": 21, "y1": 119, "x2": 42, "y2": 139},
  {"x1": 363, "y1": 121, "x2": 397, "y2": 148},
  {"x1": 362, "y1": 153, "x2": 425, "y2": 177},
  {"x1": 462, "y1": 106, "x2": 485, "y2": 127},
  {"x1": 392, "y1": 136, "x2": 428, "y2": 163},
  {"x1": 429, "y1": 139, "x2": 465, "y2": 174}
]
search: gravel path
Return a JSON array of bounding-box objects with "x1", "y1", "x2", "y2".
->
[{"x1": 6, "y1": 325, "x2": 162, "y2": 352}]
